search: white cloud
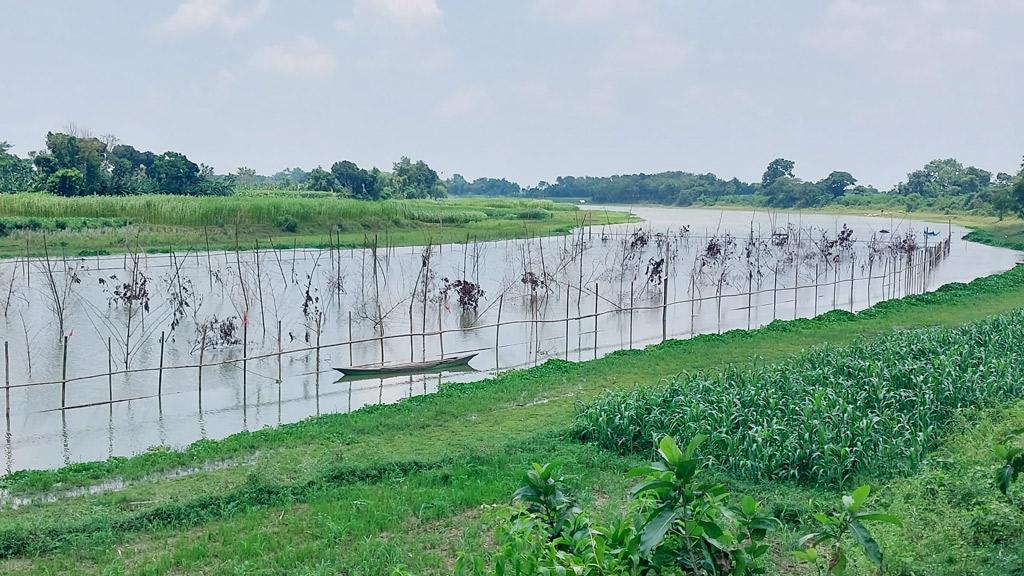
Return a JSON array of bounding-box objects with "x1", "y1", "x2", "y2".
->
[
  {"x1": 517, "y1": 80, "x2": 563, "y2": 114},
  {"x1": 601, "y1": 24, "x2": 688, "y2": 75},
  {"x1": 433, "y1": 87, "x2": 494, "y2": 123},
  {"x1": 369, "y1": 0, "x2": 442, "y2": 24},
  {"x1": 814, "y1": 0, "x2": 983, "y2": 82},
  {"x1": 532, "y1": 0, "x2": 619, "y2": 24},
  {"x1": 249, "y1": 36, "x2": 336, "y2": 77},
  {"x1": 335, "y1": 0, "x2": 442, "y2": 31},
  {"x1": 158, "y1": 0, "x2": 268, "y2": 34}
]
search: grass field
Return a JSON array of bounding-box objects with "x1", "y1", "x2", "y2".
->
[
  {"x1": 0, "y1": 214, "x2": 1022, "y2": 574},
  {"x1": 0, "y1": 193, "x2": 632, "y2": 257}
]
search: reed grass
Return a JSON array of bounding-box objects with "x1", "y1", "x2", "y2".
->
[{"x1": 0, "y1": 193, "x2": 622, "y2": 257}]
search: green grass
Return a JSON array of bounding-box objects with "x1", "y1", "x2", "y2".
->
[
  {"x1": 0, "y1": 220, "x2": 1021, "y2": 574},
  {"x1": 0, "y1": 193, "x2": 632, "y2": 257}
]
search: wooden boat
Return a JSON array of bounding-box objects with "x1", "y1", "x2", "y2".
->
[{"x1": 333, "y1": 353, "x2": 478, "y2": 377}]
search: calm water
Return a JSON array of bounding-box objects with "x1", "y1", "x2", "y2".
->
[{"x1": 0, "y1": 205, "x2": 1018, "y2": 472}]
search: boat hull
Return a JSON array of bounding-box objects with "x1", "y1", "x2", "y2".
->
[{"x1": 333, "y1": 353, "x2": 478, "y2": 378}]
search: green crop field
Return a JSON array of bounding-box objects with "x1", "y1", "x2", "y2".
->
[{"x1": 0, "y1": 193, "x2": 632, "y2": 257}]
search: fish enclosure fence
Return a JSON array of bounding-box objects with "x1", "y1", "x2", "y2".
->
[{"x1": 0, "y1": 230, "x2": 952, "y2": 421}]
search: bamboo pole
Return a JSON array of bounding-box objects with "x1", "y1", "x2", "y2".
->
[
  {"x1": 772, "y1": 264, "x2": 778, "y2": 320},
  {"x1": 793, "y1": 252, "x2": 800, "y2": 320},
  {"x1": 277, "y1": 320, "x2": 283, "y2": 383},
  {"x1": 867, "y1": 257, "x2": 873, "y2": 308},
  {"x1": 198, "y1": 331, "x2": 206, "y2": 404},
  {"x1": 204, "y1": 226, "x2": 212, "y2": 289},
  {"x1": 814, "y1": 261, "x2": 819, "y2": 316},
  {"x1": 158, "y1": 331, "x2": 165, "y2": 398},
  {"x1": 593, "y1": 283, "x2": 599, "y2": 359},
  {"x1": 315, "y1": 324, "x2": 321, "y2": 390},
  {"x1": 438, "y1": 300, "x2": 445, "y2": 359},
  {"x1": 565, "y1": 283, "x2": 571, "y2": 359},
  {"x1": 747, "y1": 271, "x2": 753, "y2": 329},
  {"x1": 348, "y1": 311, "x2": 354, "y2": 365},
  {"x1": 495, "y1": 294, "x2": 503, "y2": 372},
  {"x1": 4, "y1": 341, "x2": 9, "y2": 420},
  {"x1": 849, "y1": 258, "x2": 855, "y2": 311},
  {"x1": 108, "y1": 337, "x2": 113, "y2": 403},
  {"x1": 833, "y1": 260, "x2": 839, "y2": 309},
  {"x1": 61, "y1": 335, "x2": 68, "y2": 410},
  {"x1": 242, "y1": 318, "x2": 248, "y2": 400},
  {"x1": 628, "y1": 281, "x2": 634, "y2": 349},
  {"x1": 254, "y1": 240, "x2": 266, "y2": 337},
  {"x1": 661, "y1": 277, "x2": 669, "y2": 342}
]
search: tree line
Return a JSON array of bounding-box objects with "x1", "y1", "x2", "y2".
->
[
  {"x1": 0, "y1": 130, "x2": 447, "y2": 200},
  {"x1": 0, "y1": 131, "x2": 233, "y2": 197},
  {"x1": 3, "y1": 128, "x2": 1022, "y2": 216},
  {"x1": 448, "y1": 158, "x2": 1024, "y2": 217}
]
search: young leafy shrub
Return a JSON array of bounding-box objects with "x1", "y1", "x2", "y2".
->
[
  {"x1": 433, "y1": 435, "x2": 780, "y2": 576},
  {"x1": 516, "y1": 208, "x2": 551, "y2": 220},
  {"x1": 276, "y1": 214, "x2": 299, "y2": 233},
  {"x1": 630, "y1": 435, "x2": 779, "y2": 574},
  {"x1": 793, "y1": 485, "x2": 901, "y2": 575},
  {"x1": 995, "y1": 428, "x2": 1024, "y2": 497}
]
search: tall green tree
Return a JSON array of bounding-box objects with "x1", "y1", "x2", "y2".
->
[
  {"x1": 47, "y1": 168, "x2": 85, "y2": 197},
  {"x1": 0, "y1": 142, "x2": 34, "y2": 192},
  {"x1": 150, "y1": 151, "x2": 200, "y2": 195},
  {"x1": 330, "y1": 160, "x2": 378, "y2": 199},
  {"x1": 306, "y1": 167, "x2": 336, "y2": 192},
  {"x1": 819, "y1": 171, "x2": 857, "y2": 197},
  {"x1": 1014, "y1": 177, "x2": 1024, "y2": 217},
  {"x1": 392, "y1": 157, "x2": 446, "y2": 199},
  {"x1": 34, "y1": 132, "x2": 109, "y2": 195},
  {"x1": 761, "y1": 158, "x2": 795, "y2": 188}
]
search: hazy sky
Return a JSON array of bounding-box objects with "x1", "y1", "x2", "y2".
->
[{"x1": 2, "y1": 0, "x2": 1022, "y2": 188}]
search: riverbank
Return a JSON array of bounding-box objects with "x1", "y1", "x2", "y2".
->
[
  {"x1": 0, "y1": 218, "x2": 1023, "y2": 574},
  {"x1": 0, "y1": 194, "x2": 635, "y2": 258}
]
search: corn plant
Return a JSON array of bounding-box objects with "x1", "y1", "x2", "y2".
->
[
  {"x1": 793, "y1": 485, "x2": 902, "y2": 575},
  {"x1": 575, "y1": 310, "x2": 1024, "y2": 486}
]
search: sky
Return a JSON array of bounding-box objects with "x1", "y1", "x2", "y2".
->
[{"x1": 1, "y1": 0, "x2": 1022, "y2": 189}]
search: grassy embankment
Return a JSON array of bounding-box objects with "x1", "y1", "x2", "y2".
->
[
  {"x1": 0, "y1": 218, "x2": 1022, "y2": 574},
  {"x1": 0, "y1": 193, "x2": 632, "y2": 258}
]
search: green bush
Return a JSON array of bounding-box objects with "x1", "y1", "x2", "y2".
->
[{"x1": 276, "y1": 215, "x2": 299, "y2": 233}]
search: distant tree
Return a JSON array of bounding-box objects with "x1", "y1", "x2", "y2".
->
[
  {"x1": 330, "y1": 160, "x2": 378, "y2": 199},
  {"x1": 47, "y1": 168, "x2": 86, "y2": 197},
  {"x1": 761, "y1": 158, "x2": 795, "y2": 188},
  {"x1": 819, "y1": 171, "x2": 857, "y2": 198},
  {"x1": 110, "y1": 144, "x2": 156, "y2": 170},
  {"x1": 110, "y1": 158, "x2": 140, "y2": 195},
  {"x1": 236, "y1": 166, "x2": 257, "y2": 187},
  {"x1": 1014, "y1": 177, "x2": 1024, "y2": 217},
  {"x1": 447, "y1": 173, "x2": 470, "y2": 195},
  {"x1": 0, "y1": 142, "x2": 35, "y2": 192},
  {"x1": 392, "y1": 157, "x2": 445, "y2": 199},
  {"x1": 903, "y1": 158, "x2": 989, "y2": 198},
  {"x1": 763, "y1": 176, "x2": 827, "y2": 208},
  {"x1": 195, "y1": 174, "x2": 236, "y2": 196},
  {"x1": 150, "y1": 151, "x2": 200, "y2": 195},
  {"x1": 278, "y1": 167, "x2": 309, "y2": 188},
  {"x1": 35, "y1": 132, "x2": 109, "y2": 195},
  {"x1": 447, "y1": 174, "x2": 520, "y2": 197},
  {"x1": 306, "y1": 167, "x2": 336, "y2": 192}
]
